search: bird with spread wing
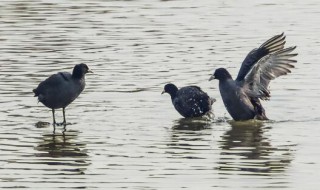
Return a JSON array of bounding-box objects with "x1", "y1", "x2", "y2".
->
[{"x1": 209, "y1": 33, "x2": 297, "y2": 121}]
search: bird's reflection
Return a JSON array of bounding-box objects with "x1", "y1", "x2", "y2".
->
[
  {"x1": 35, "y1": 124, "x2": 90, "y2": 174},
  {"x1": 166, "y1": 118, "x2": 213, "y2": 159},
  {"x1": 218, "y1": 120, "x2": 293, "y2": 175},
  {"x1": 172, "y1": 117, "x2": 212, "y2": 131}
]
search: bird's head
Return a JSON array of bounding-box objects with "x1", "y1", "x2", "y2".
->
[
  {"x1": 73, "y1": 64, "x2": 93, "y2": 78},
  {"x1": 209, "y1": 68, "x2": 232, "y2": 81},
  {"x1": 162, "y1": 83, "x2": 178, "y2": 97}
]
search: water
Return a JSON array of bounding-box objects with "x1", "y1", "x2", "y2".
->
[{"x1": 1, "y1": 0, "x2": 320, "y2": 189}]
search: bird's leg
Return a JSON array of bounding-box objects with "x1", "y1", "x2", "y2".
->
[
  {"x1": 52, "y1": 109, "x2": 56, "y2": 125},
  {"x1": 53, "y1": 124, "x2": 56, "y2": 134},
  {"x1": 62, "y1": 123, "x2": 67, "y2": 139},
  {"x1": 62, "y1": 107, "x2": 66, "y2": 125}
]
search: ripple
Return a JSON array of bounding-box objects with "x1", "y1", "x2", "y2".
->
[{"x1": 0, "y1": 0, "x2": 320, "y2": 189}]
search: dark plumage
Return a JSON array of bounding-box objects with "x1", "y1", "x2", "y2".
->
[
  {"x1": 162, "y1": 83, "x2": 215, "y2": 118},
  {"x1": 33, "y1": 64, "x2": 92, "y2": 124},
  {"x1": 209, "y1": 33, "x2": 297, "y2": 121}
]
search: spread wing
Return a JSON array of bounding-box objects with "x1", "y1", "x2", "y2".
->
[
  {"x1": 243, "y1": 46, "x2": 297, "y2": 100},
  {"x1": 236, "y1": 33, "x2": 286, "y2": 82}
]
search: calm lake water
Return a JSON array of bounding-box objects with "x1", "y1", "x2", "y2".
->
[{"x1": 1, "y1": 0, "x2": 320, "y2": 189}]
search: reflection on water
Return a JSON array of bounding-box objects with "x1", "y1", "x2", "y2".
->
[
  {"x1": 164, "y1": 118, "x2": 213, "y2": 161},
  {"x1": 35, "y1": 127, "x2": 90, "y2": 174},
  {"x1": 218, "y1": 121, "x2": 293, "y2": 175},
  {"x1": 172, "y1": 118, "x2": 211, "y2": 131},
  {"x1": 0, "y1": 0, "x2": 319, "y2": 189}
]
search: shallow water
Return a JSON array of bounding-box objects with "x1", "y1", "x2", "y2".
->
[{"x1": 1, "y1": 0, "x2": 320, "y2": 189}]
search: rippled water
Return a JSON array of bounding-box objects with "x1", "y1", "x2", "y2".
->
[{"x1": 1, "y1": 0, "x2": 320, "y2": 189}]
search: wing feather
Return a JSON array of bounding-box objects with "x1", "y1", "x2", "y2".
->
[
  {"x1": 33, "y1": 72, "x2": 72, "y2": 96},
  {"x1": 236, "y1": 33, "x2": 286, "y2": 82},
  {"x1": 243, "y1": 46, "x2": 297, "y2": 100}
]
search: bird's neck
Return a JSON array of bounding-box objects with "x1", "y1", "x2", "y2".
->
[
  {"x1": 219, "y1": 74, "x2": 233, "y2": 83},
  {"x1": 72, "y1": 71, "x2": 84, "y2": 79},
  {"x1": 219, "y1": 78, "x2": 234, "y2": 86},
  {"x1": 169, "y1": 91, "x2": 177, "y2": 100}
]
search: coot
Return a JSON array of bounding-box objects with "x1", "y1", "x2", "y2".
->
[
  {"x1": 162, "y1": 83, "x2": 215, "y2": 118},
  {"x1": 209, "y1": 33, "x2": 297, "y2": 121},
  {"x1": 33, "y1": 64, "x2": 92, "y2": 124}
]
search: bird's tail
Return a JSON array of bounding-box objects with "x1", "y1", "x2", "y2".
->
[
  {"x1": 33, "y1": 89, "x2": 39, "y2": 97},
  {"x1": 210, "y1": 97, "x2": 216, "y2": 105}
]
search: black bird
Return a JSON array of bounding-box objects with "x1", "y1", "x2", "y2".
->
[
  {"x1": 33, "y1": 64, "x2": 92, "y2": 125},
  {"x1": 162, "y1": 83, "x2": 215, "y2": 118},
  {"x1": 209, "y1": 33, "x2": 297, "y2": 121}
]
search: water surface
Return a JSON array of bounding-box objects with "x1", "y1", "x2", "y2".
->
[{"x1": 1, "y1": 0, "x2": 320, "y2": 189}]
